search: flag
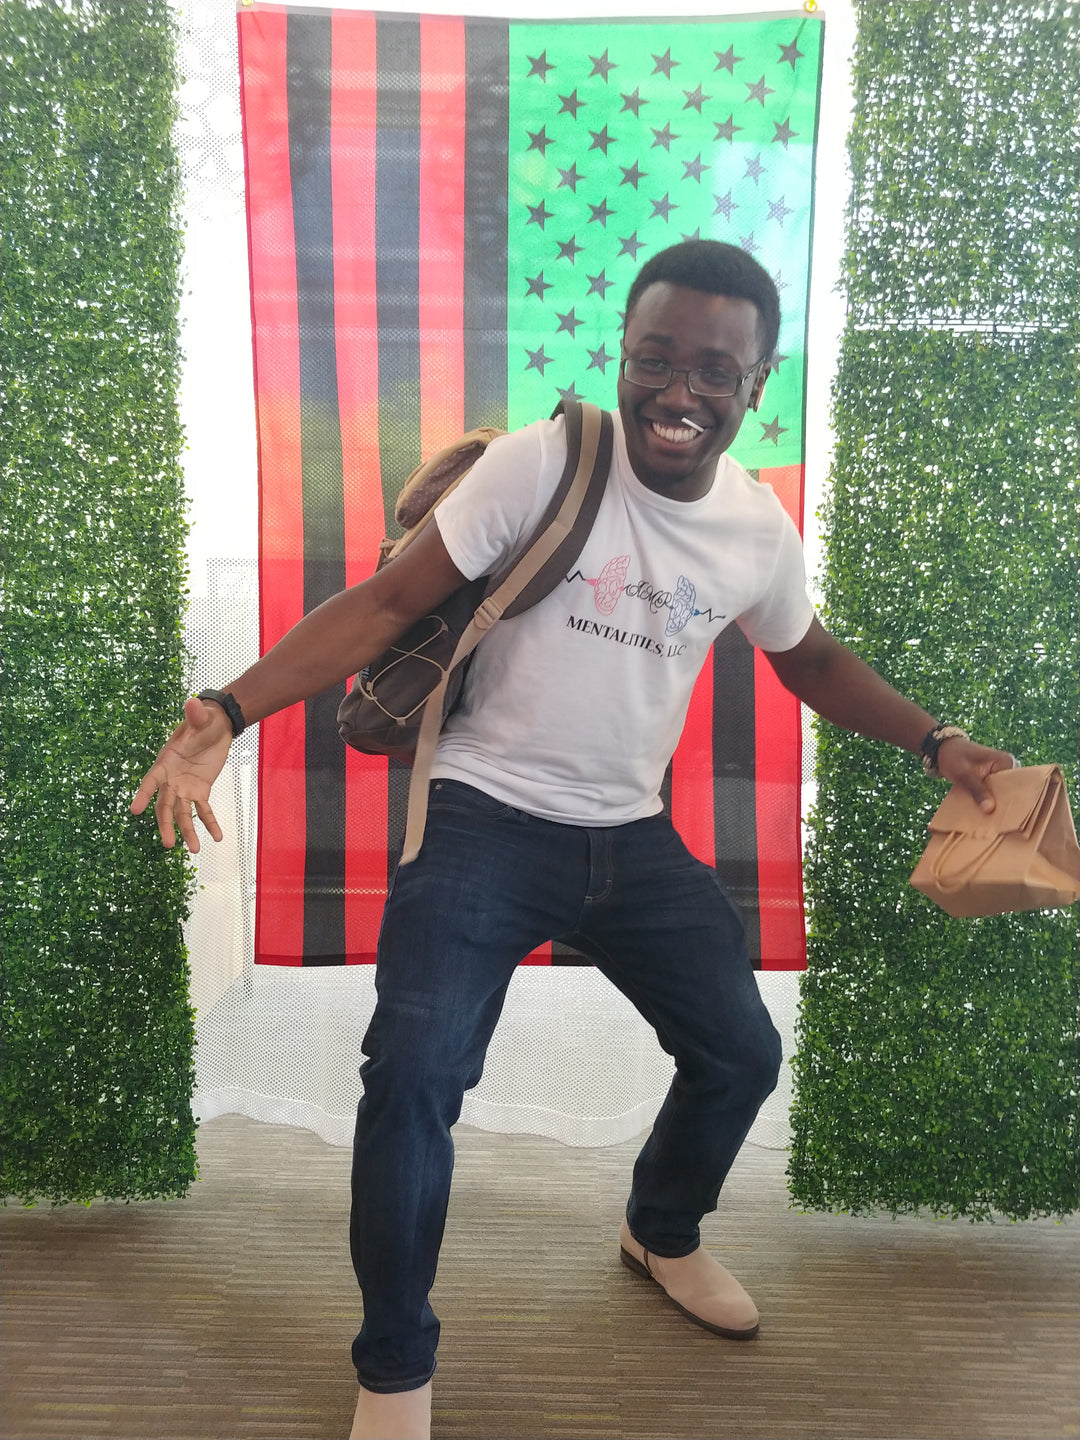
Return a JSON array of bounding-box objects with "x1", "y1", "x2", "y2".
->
[{"x1": 238, "y1": 4, "x2": 824, "y2": 969}]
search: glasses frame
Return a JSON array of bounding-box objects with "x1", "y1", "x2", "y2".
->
[{"x1": 620, "y1": 353, "x2": 769, "y2": 399}]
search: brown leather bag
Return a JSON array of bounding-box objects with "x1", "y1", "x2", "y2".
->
[
  {"x1": 337, "y1": 399, "x2": 612, "y2": 864},
  {"x1": 910, "y1": 763, "x2": 1080, "y2": 917}
]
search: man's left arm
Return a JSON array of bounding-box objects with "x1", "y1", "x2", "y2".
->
[{"x1": 764, "y1": 617, "x2": 1015, "y2": 813}]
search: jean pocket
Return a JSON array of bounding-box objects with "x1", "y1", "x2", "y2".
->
[{"x1": 427, "y1": 779, "x2": 522, "y2": 821}]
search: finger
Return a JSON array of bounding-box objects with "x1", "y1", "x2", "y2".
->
[
  {"x1": 132, "y1": 720, "x2": 190, "y2": 816},
  {"x1": 194, "y1": 798, "x2": 223, "y2": 844},
  {"x1": 978, "y1": 753, "x2": 1019, "y2": 802},
  {"x1": 176, "y1": 800, "x2": 202, "y2": 854},
  {"x1": 169, "y1": 785, "x2": 204, "y2": 852},
  {"x1": 131, "y1": 764, "x2": 163, "y2": 816},
  {"x1": 154, "y1": 788, "x2": 177, "y2": 849},
  {"x1": 961, "y1": 783, "x2": 995, "y2": 813},
  {"x1": 184, "y1": 693, "x2": 212, "y2": 730},
  {"x1": 958, "y1": 764, "x2": 996, "y2": 813}
]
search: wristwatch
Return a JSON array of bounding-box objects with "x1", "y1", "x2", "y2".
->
[{"x1": 197, "y1": 688, "x2": 247, "y2": 737}]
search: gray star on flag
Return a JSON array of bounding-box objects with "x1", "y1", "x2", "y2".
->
[{"x1": 744, "y1": 75, "x2": 775, "y2": 106}]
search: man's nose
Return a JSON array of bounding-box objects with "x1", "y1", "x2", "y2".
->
[{"x1": 659, "y1": 368, "x2": 697, "y2": 405}]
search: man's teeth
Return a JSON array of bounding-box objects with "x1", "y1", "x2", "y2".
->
[{"x1": 651, "y1": 420, "x2": 700, "y2": 444}]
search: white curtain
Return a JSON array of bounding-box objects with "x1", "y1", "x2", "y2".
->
[{"x1": 175, "y1": 0, "x2": 855, "y2": 1153}]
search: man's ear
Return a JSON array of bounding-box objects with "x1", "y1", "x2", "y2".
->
[{"x1": 749, "y1": 366, "x2": 770, "y2": 413}]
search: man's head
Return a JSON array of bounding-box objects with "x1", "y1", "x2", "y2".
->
[
  {"x1": 624, "y1": 240, "x2": 781, "y2": 358},
  {"x1": 618, "y1": 241, "x2": 781, "y2": 501}
]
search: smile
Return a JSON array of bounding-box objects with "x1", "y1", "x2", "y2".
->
[{"x1": 650, "y1": 420, "x2": 703, "y2": 445}]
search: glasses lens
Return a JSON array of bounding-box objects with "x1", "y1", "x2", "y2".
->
[
  {"x1": 689, "y1": 371, "x2": 739, "y2": 397},
  {"x1": 623, "y1": 357, "x2": 667, "y2": 388}
]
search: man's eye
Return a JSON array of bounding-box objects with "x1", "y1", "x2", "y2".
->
[
  {"x1": 698, "y1": 368, "x2": 737, "y2": 388},
  {"x1": 635, "y1": 357, "x2": 668, "y2": 373}
]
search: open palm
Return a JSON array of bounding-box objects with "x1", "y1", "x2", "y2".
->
[{"x1": 130, "y1": 695, "x2": 235, "y2": 852}]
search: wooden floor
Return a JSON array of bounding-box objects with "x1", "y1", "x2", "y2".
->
[{"x1": 2, "y1": 1114, "x2": 1078, "y2": 1440}]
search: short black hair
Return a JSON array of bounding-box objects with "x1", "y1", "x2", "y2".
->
[{"x1": 624, "y1": 240, "x2": 781, "y2": 359}]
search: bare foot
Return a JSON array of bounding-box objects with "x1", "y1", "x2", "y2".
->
[{"x1": 348, "y1": 1379, "x2": 432, "y2": 1440}]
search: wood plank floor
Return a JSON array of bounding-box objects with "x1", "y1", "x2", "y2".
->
[{"x1": 2, "y1": 1114, "x2": 1077, "y2": 1440}]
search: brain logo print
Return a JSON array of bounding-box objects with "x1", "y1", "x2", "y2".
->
[
  {"x1": 666, "y1": 575, "x2": 697, "y2": 636},
  {"x1": 590, "y1": 554, "x2": 630, "y2": 615}
]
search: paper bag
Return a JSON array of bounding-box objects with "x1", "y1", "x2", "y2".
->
[{"x1": 910, "y1": 764, "x2": 1080, "y2": 917}]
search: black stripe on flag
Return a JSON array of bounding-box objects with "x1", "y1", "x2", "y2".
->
[
  {"x1": 374, "y1": 16, "x2": 422, "y2": 871},
  {"x1": 712, "y1": 625, "x2": 762, "y2": 966},
  {"x1": 288, "y1": 12, "x2": 347, "y2": 962}
]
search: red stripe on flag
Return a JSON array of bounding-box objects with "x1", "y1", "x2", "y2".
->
[
  {"x1": 331, "y1": 10, "x2": 390, "y2": 962},
  {"x1": 241, "y1": 8, "x2": 306, "y2": 966},
  {"x1": 670, "y1": 661, "x2": 716, "y2": 865},
  {"x1": 753, "y1": 647, "x2": 805, "y2": 969},
  {"x1": 755, "y1": 463, "x2": 807, "y2": 970},
  {"x1": 760, "y1": 463, "x2": 804, "y2": 532},
  {"x1": 419, "y1": 17, "x2": 466, "y2": 454}
]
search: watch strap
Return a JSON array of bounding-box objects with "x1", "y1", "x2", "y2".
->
[{"x1": 197, "y1": 688, "x2": 246, "y2": 737}]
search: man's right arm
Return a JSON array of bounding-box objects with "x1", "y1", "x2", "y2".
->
[
  {"x1": 224, "y1": 519, "x2": 467, "y2": 723},
  {"x1": 131, "y1": 520, "x2": 469, "y2": 850}
]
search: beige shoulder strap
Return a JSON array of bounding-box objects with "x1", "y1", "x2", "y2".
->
[{"x1": 399, "y1": 402, "x2": 608, "y2": 864}]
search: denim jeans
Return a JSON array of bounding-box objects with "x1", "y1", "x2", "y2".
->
[{"x1": 350, "y1": 780, "x2": 782, "y2": 1392}]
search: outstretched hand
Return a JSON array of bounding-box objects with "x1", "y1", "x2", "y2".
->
[
  {"x1": 130, "y1": 695, "x2": 235, "y2": 851},
  {"x1": 935, "y1": 736, "x2": 1017, "y2": 813}
]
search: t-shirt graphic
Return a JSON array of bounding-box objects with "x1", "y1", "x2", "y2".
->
[
  {"x1": 586, "y1": 554, "x2": 630, "y2": 616},
  {"x1": 576, "y1": 559, "x2": 708, "y2": 637},
  {"x1": 667, "y1": 575, "x2": 698, "y2": 636}
]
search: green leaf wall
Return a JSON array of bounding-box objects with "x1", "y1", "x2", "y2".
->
[
  {"x1": 789, "y1": 1, "x2": 1080, "y2": 1219},
  {"x1": 1, "y1": 0, "x2": 196, "y2": 1204}
]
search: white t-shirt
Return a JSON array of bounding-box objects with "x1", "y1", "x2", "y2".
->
[{"x1": 431, "y1": 409, "x2": 814, "y2": 825}]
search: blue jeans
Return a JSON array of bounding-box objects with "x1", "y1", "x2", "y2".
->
[{"x1": 350, "y1": 780, "x2": 782, "y2": 1392}]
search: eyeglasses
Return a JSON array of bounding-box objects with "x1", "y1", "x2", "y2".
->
[{"x1": 620, "y1": 354, "x2": 768, "y2": 399}]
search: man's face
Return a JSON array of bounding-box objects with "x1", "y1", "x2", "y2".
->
[{"x1": 617, "y1": 281, "x2": 769, "y2": 502}]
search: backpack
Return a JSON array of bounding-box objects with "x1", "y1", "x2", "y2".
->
[{"x1": 336, "y1": 399, "x2": 613, "y2": 863}]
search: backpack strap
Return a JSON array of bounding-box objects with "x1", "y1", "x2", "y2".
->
[
  {"x1": 399, "y1": 400, "x2": 612, "y2": 864},
  {"x1": 491, "y1": 398, "x2": 613, "y2": 618}
]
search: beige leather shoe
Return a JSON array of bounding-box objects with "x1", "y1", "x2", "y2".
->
[
  {"x1": 349, "y1": 1379, "x2": 432, "y2": 1440},
  {"x1": 619, "y1": 1217, "x2": 759, "y2": 1339}
]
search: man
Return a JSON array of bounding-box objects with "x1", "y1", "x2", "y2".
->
[{"x1": 133, "y1": 241, "x2": 1014, "y2": 1440}]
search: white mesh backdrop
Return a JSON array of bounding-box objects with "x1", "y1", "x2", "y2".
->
[{"x1": 176, "y1": 0, "x2": 854, "y2": 1155}]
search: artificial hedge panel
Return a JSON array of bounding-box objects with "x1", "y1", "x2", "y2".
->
[
  {"x1": 789, "y1": 0, "x2": 1080, "y2": 1219},
  {"x1": 1, "y1": 0, "x2": 196, "y2": 1203}
]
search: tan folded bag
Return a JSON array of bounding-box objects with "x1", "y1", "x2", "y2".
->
[{"x1": 910, "y1": 763, "x2": 1080, "y2": 917}]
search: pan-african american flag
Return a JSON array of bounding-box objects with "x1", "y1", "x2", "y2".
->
[{"x1": 238, "y1": 4, "x2": 824, "y2": 969}]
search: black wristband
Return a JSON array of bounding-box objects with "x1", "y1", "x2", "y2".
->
[
  {"x1": 197, "y1": 689, "x2": 246, "y2": 737},
  {"x1": 919, "y1": 723, "x2": 969, "y2": 777}
]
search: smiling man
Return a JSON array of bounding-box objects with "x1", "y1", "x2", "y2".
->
[
  {"x1": 133, "y1": 241, "x2": 1014, "y2": 1440},
  {"x1": 618, "y1": 257, "x2": 773, "y2": 501}
]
